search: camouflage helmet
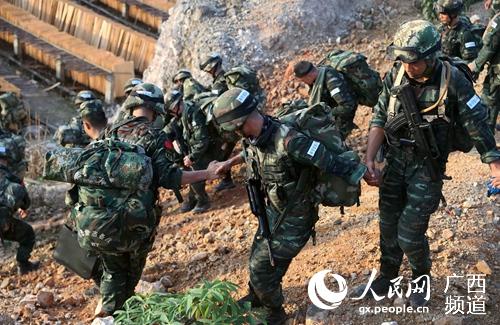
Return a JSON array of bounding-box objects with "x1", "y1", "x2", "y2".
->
[
  {"x1": 199, "y1": 53, "x2": 222, "y2": 72},
  {"x1": 172, "y1": 69, "x2": 192, "y2": 83},
  {"x1": 493, "y1": 0, "x2": 500, "y2": 12},
  {"x1": 212, "y1": 88, "x2": 257, "y2": 132},
  {"x1": 122, "y1": 83, "x2": 165, "y2": 115},
  {"x1": 0, "y1": 133, "x2": 25, "y2": 168},
  {"x1": 74, "y1": 90, "x2": 97, "y2": 107},
  {"x1": 164, "y1": 89, "x2": 183, "y2": 112},
  {"x1": 434, "y1": 0, "x2": 463, "y2": 15},
  {"x1": 123, "y1": 78, "x2": 143, "y2": 95},
  {"x1": 79, "y1": 99, "x2": 106, "y2": 122},
  {"x1": 387, "y1": 20, "x2": 441, "y2": 63}
]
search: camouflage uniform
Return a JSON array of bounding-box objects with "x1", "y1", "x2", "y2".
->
[
  {"x1": 99, "y1": 84, "x2": 182, "y2": 314},
  {"x1": 372, "y1": 20, "x2": 500, "y2": 292},
  {"x1": 199, "y1": 53, "x2": 228, "y2": 95},
  {"x1": 114, "y1": 78, "x2": 143, "y2": 123},
  {"x1": 0, "y1": 140, "x2": 37, "y2": 274},
  {"x1": 308, "y1": 66, "x2": 358, "y2": 140},
  {"x1": 470, "y1": 3, "x2": 500, "y2": 130},
  {"x1": 0, "y1": 92, "x2": 29, "y2": 133},
  {"x1": 435, "y1": 0, "x2": 480, "y2": 61},
  {"x1": 172, "y1": 69, "x2": 207, "y2": 101},
  {"x1": 212, "y1": 88, "x2": 363, "y2": 320},
  {"x1": 54, "y1": 90, "x2": 97, "y2": 148}
]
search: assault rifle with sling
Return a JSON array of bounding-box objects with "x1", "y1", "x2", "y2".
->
[{"x1": 393, "y1": 83, "x2": 441, "y2": 181}]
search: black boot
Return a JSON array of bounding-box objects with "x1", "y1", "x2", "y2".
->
[
  {"x1": 237, "y1": 284, "x2": 263, "y2": 308},
  {"x1": 180, "y1": 200, "x2": 197, "y2": 213},
  {"x1": 265, "y1": 307, "x2": 287, "y2": 325},
  {"x1": 408, "y1": 274, "x2": 431, "y2": 307},
  {"x1": 17, "y1": 260, "x2": 40, "y2": 275},
  {"x1": 352, "y1": 275, "x2": 392, "y2": 299},
  {"x1": 193, "y1": 200, "x2": 211, "y2": 214}
]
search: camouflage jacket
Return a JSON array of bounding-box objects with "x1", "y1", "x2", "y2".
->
[
  {"x1": 210, "y1": 70, "x2": 228, "y2": 96},
  {"x1": 180, "y1": 101, "x2": 210, "y2": 163},
  {"x1": 0, "y1": 165, "x2": 30, "y2": 223},
  {"x1": 473, "y1": 13, "x2": 500, "y2": 78},
  {"x1": 243, "y1": 117, "x2": 358, "y2": 214},
  {"x1": 0, "y1": 128, "x2": 27, "y2": 178},
  {"x1": 105, "y1": 116, "x2": 182, "y2": 192},
  {"x1": 182, "y1": 78, "x2": 208, "y2": 102},
  {"x1": 437, "y1": 16, "x2": 480, "y2": 62},
  {"x1": 53, "y1": 116, "x2": 91, "y2": 148},
  {"x1": 371, "y1": 60, "x2": 500, "y2": 164}
]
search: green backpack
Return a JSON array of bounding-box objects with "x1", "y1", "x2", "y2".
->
[
  {"x1": 320, "y1": 50, "x2": 383, "y2": 107},
  {"x1": 224, "y1": 65, "x2": 261, "y2": 95},
  {"x1": 277, "y1": 103, "x2": 366, "y2": 207},
  {"x1": 44, "y1": 138, "x2": 153, "y2": 191}
]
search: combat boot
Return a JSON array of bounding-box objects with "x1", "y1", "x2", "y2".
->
[
  {"x1": 193, "y1": 201, "x2": 210, "y2": 214},
  {"x1": 214, "y1": 178, "x2": 236, "y2": 192},
  {"x1": 237, "y1": 283, "x2": 263, "y2": 308},
  {"x1": 17, "y1": 260, "x2": 40, "y2": 275},
  {"x1": 408, "y1": 275, "x2": 431, "y2": 307},
  {"x1": 180, "y1": 200, "x2": 197, "y2": 213},
  {"x1": 351, "y1": 275, "x2": 392, "y2": 299},
  {"x1": 265, "y1": 307, "x2": 287, "y2": 325}
]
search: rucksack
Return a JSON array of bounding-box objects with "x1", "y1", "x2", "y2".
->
[
  {"x1": 43, "y1": 138, "x2": 153, "y2": 191},
  {"x1": 224, "y1": 65, "x2": 261, "y2": 95},
  {"x1": 319, "y1": 50, "x2": 383, "y2": 107},
  {"x1": 276, "y1": 103, "x2": 366, "y2": 207},
  {"x1": 43, "y1": 138, "x2": 155, "y2": 253}
]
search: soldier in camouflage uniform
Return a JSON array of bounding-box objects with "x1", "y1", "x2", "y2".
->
[
  {"x1": 435, "y1": 0, "x2": 481, "y2": 62},
  {"x1": 0, "y1": 92, "x2": 29, "y2": 134},
  {"x1": 98, "y1": 84, "x2": 221, "y2": 316},
  {"x1": 53, "y1": 90, "x2": 97, "y2": 147},
  {"x1": 113, "y1": 77, "x2": 143, "y2": 123},
  {"x1": 213, "y1": 88, "x2": 367, "y2": 325},
  {"x1": 361, "y1": 20, "x2": 500, "y2": 307},
  {"x1": 293, "y1": 61, "x2": 358, "y2": 140},
  {"x1": 172, "y1": 69, "x2": 208, "y2": 101},
  {"x1": 199, "y1": 53, "x2": 228, "y2": 95},
  {"x1": 0, "y1": 134, "x2": 39, "y2": 275},
  {"x1": 469, "y1": 0, "x2": 500, "y2": 131},
  {"x1": 164, "y1": 90, "x2": 226, "y2": 213}
]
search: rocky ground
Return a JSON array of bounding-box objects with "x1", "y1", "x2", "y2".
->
[{"x1": 0, "y1": 0, "x2": 499, "y2": 324}]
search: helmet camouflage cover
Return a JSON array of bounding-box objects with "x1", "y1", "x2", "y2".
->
[
  {"x1": 199, "y1": 53, "x2": 222, "y2": 72},
  {"x1": 74, "y1": 90, "x2": 97, "y2": 107},
  {"x1": 434, "y1": 0, "x2": 464, "y2": 15},
  {"x1": 172, "y1": 69, "x2": 192, "y2": 83},
  {"x1": 123, "y1": 78, "x2": 143, "y2": 95},
  {"x1": 164, "y1": 90, "x2": 183, "y2": 112},
  {"x1": 79, "y1": 99, "x2": 105, "y2": 120},
  {"x1": 212, "y1": 88, "x2": 257, "y2": 132},
  {"x1": 387, "y1": 20, "x2": 441, "y2": 63},
  {"x1": 121, "y1": 83, "x2": 165, "y2": 115}
]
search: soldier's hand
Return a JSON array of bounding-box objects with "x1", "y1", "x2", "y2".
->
[
  {"x1": 364, "y1": 160, "x2": 381, "y2": 187},
  {"x1": 485, "y1": 0, "x2": 492, "y2": 10},
  {"x1": 215, "y1": 160, "x2": 231, "y2": 175},
  {"x1": 489, "y1": 160, "x2": 500, "y2": 187},
  {"x1": 206, "y1": 160, "x2": 222, "y2": 180},
  {"x1": 18, "y1": 209, "x2": 29, "y2": 219},
  {"x1": 183, "y1": 156, "x2": 193, "y2": 168}
]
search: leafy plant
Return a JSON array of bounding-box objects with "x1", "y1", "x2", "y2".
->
[{"x1": 114, "y1": 280, "x2": 266, "y2": 325}]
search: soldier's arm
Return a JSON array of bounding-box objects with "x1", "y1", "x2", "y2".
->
[
  {"x1": 471, "y1": 16, "x2": 500, "y2": 71},
  {"x1": 369, "y1": 65, "x2": 395, "y2": 129},
  {"x1": 150, "y1": 132, "x2": 183, "y2": 191},
  {"x1": 187, "y1": 109, "x2": 210, "y2": 162},
  {"x1": 325, "y1": 70, "x2": 358, "y2": 116},
  {"x1": 460, "y1": 29, "x2": 480, "y2": 62},
  {"x1": 285, "y1": 132, "x2": 360, "y2": 178},
  {"x1": 453, "y1": 71, "x2": 500, "y2": 163}
]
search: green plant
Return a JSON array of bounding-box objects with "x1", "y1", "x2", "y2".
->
[{"x1": 114, "y1": 280, "x2": 266, "y2": 325}]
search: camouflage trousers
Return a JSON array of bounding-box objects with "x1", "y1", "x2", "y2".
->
[
  {"x1": 187, "y1": 160, "x2": 211, "y2": 205},
  {"x1": 99, "y1": 245, "x2": 150, "y2": 314},
  {"x1": 0, "y1": 215, "x2": 36, "y2": 263},
  {"x1": 249, "y1": 203, "x2": 317, "y2": 309},
  {"x1": 378, "y1": 148, "x2": 443, "y2": 278},
  {"x1": 483, "y1": 70, "x2": 500, "y2": 131}
]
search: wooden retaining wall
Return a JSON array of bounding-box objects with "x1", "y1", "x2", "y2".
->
[{"x1": 5, "y1": 0, "x2": 156, "y2": 72}]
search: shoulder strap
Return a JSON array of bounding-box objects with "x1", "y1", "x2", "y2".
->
[
  {"x1": 388, "y1": 64, "x2": 405, "y2": 118},
  {"x1": 420, "y1": 61, "x2": 451, "y2": 121}
]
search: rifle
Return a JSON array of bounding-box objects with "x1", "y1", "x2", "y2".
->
[
  {"x1": 393, "y1": 83, "x2": 441, "y2": 181},
  {"x1": 246, "y1": 162, "x2": 275, "y2": 267}
]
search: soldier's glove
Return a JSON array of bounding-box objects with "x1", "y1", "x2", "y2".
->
[{"x1": 486, "y1": 178, "x2": 500, "y2": 197}]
